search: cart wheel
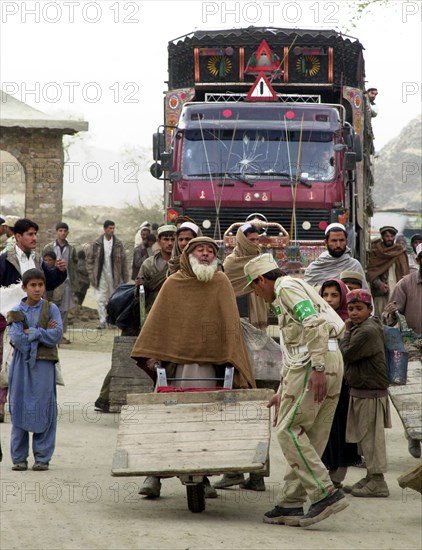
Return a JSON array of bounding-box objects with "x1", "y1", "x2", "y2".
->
[{"x1": 186, "y1": 483, "x2": 206, "y2": 513}]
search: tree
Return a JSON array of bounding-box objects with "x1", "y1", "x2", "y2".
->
[{"x1": 343, "y1": 0, "x2": 393, "y2": 31}]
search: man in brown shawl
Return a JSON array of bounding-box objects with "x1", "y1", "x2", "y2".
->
[
  {"x1": 367, "y1": 226, "x2": 409, "y2": 317},
  {"x1": 223, "y1": 223, "x2": 268, "y2": 331},
  {"x1": 131, "y1": 236, "x2": 255, "y2": 499}
]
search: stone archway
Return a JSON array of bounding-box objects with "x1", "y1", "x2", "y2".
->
[
  {"x1": 0, "y1": 149, "x2": 25, "y2": 216},
  {"x1": 0, "y1": 90, "x2": 88, "y2": 243},
  {"x1": 0, "y1": 127, "x2": 65, "y2": 238}
]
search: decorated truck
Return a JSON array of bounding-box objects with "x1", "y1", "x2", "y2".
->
[{"x1": 150, "y1": 27, "x2": 375, "y2": 269}]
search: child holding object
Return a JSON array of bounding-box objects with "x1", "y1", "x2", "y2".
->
[
  {"x1": 340, "y1": 289, "x2": 391, "y2": 497},
  {"x1": 7, "y1": 268, "x2": 62, "y2": 471},
  {"x1": 319, "y1": 279, "x2": 361, "y2": 488}
]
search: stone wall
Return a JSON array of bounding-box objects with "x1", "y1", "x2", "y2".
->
[{"x1": 0, "y1": 127, "x2": 64, "y2": 243}]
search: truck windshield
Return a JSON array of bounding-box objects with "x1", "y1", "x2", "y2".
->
[{"x1": 182, "y1": 129, "x2": 335, "y2": 182}]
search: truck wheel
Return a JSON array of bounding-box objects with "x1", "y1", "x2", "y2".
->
[{"x1": 186, "y1": 483, "x2": 206, "y2": 513}]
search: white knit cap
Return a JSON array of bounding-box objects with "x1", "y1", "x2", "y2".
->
[
  {"x1": 157, "y1": 224, "x2": 177, "y2": 236},
  {"x1": 324, "y1": 222, "x2": 346, "y2": 236},
  {"x1": 179, "y1": 222, "x2": 199, "y2": 235}
]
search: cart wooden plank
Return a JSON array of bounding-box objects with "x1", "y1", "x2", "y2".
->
[
  {"x1": 117, "y1": 410, "x2": 264, "y2": 423},
  {"x1": 126, "y1": 388, "x2": 273, "y2": 405},
  {"x1": 117, "y1": 438, "x2": 265, "y2": 453},
  {"x1": 389, "y1": 360, "x2": 422, "y2": 440},
  {"x1": 117, "y1": 421, "x2": 265, "y2": 435},
  {"x1": 112, "y1": 389, "x2": 273, "y2": 477},
  {"x1": 112, "y1": 449, "x2": 269, "y2": 477},
  {"x1": 117, "y1": 428, "x2": 267, "y2": 445}
]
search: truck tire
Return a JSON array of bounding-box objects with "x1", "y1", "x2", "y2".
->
[{"x1": 186, "y1": 483, "x2": 206, "y2": 513}]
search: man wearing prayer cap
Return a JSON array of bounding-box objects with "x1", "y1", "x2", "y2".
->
[
  {"x1": 131, "y1": 236, "x2": 255, "y2": 499},
  {"x1": 367, "y1": 226, "x2": 409, "y2": 317},
  {"x1": 379, "y1": 226, "x2": 398, "y2": 236},
  {"x1": 244, "y1": 254, "x2": 348, "y2": 527},
  {"x1": 167, "y1": 221, "x2": 201, "y2": 275},
  {"x1": 304, "y1": 223, "x2": 368, "y2": 288},
  {"x1": 135, "y1": 224, "x2": 177, "y2": 312}
]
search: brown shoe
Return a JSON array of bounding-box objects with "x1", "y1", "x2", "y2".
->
[
  {"x1": 351, "y1": 478, "x2": 389, "y2": 498},
  {"x1": 343, "y1": 476, "x2": 370, "y2": 494},
  {"x1": 12, "y1": 461, "x2": 28, "y2": 471},
  {"x1": 32, "y1": 462, "x2": 49, "y2": 471},
  {"x1": 59, "y1": 336, "x2": 71, "y2": 345}
]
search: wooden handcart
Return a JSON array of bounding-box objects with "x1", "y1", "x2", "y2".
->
[{"x1": 111, "y1": 384, "x2": 274, "y2": 513}]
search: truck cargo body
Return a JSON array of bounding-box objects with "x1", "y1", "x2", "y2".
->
[{"x1": 151, "y1": 28, "x2": 374, "y2": 266}]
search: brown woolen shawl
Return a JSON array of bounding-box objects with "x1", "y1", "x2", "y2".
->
[
  {"x1": 223, "y1": 227, "x2": 268, "y2": 330},
  {"x1": 131, "y1": 236, "x2": 256, "y2": 389},
  {"x1": 367, "y1": 242, "x2": 410, "y2": 282}
]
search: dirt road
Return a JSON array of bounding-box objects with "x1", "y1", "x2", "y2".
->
[{"x1": 1, "y1": 329, "x2": 420, "y2": 550}]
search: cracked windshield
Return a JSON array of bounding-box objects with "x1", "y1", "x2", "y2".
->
[{"x1": 182, "y1": 129, "x2": 335, "y2": 182}]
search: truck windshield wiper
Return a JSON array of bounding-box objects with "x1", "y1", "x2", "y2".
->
[
  {"x1": 187, "y1": 171, "x2": 254, "y2": 186},
  {"x1": 267, "y1": 172, "x2": 312, "y2": 188},
  {"x1": 263, "y1": 171, "x2": 292, "y2": 179},
  {"x1": 227, "y1": 173, "x2": 254, "y2": 187}
]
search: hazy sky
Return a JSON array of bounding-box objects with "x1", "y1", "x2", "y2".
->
[{"x1": 1, "y1": 0, "x2": 421, "y2": 205}]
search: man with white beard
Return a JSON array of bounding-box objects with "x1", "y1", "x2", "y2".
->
[
  {"x1": 188, "y1": 242, "x2": 219, "y2": 282},
  {"x1": 131, "y1": 236, "x2": 255, "y2": 499}
]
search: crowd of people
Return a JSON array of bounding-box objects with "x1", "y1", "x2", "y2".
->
[{"x1": 0, "y1": 213, "x2": 420, "y2": 528}]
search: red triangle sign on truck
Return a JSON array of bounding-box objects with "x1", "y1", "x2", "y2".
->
[{"x1": 245, "y1": 74, "x2": 278, "y2": 101}]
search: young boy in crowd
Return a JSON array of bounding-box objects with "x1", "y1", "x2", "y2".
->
[
  {"x1": 340, "y1": 289, "x2": 391, "y2": 497},
  {"x1": 7, "y1": 268, "x2": 63, "y2": 471},
  {"x1": 43, "y1": 251, "x2": 57, "y2": 302},
  {"x1": 339, "y1": 271, "x2": 364, "y2": 291}
]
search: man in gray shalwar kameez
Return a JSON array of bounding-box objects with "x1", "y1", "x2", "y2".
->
[{"x1": 304, "y1": 223, "x2": 368, "y2": 289}]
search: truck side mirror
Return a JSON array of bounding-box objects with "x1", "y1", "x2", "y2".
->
[
  {"x1": 353, "y1": 134, "x2": 363, "y2": 162},
  {"x1": 153, "y1": 132, "x2": 166, "y2": 161},
  {"x1": 150, "y1": 162, "x2": 163, "y2": 179},
  {"x1": 343, "y1": 151, "x2": 357, "y2": 171},
  {"x1": 160, "y1": 151, "x2": 173, "y2": 171}
]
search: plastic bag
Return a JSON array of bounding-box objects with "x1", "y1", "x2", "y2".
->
[
  {"x1": 0, "y1": 327, "x2": 14, "y2": 388},
  {"x1": 0, "y1": 283, "x2": 26, "y2": 317},
  {"x1": 55, "y1": 362, "x2": 65, "y2": 386},
  {"x1": 383, "y1": 325, "x2": 408, "y2": 385},
  {"x1": 240, "y1": 319, "x2": 282, "y2": 382},
  {"x1": 106, "y1": 283, "x2": 139, "y2": 330}
]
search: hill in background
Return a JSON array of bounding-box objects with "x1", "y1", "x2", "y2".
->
[{"x1": 373, "y1": 114, "x2": 421, "y2": 211}]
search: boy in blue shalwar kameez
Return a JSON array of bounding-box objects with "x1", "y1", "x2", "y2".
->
[{"x1": 7, "y1": 268, "x2": 63, "y2": 471}]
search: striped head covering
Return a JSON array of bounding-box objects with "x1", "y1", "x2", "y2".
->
[{"x1": 346, "y1": 289, "x2": 372, "y2": 306}]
